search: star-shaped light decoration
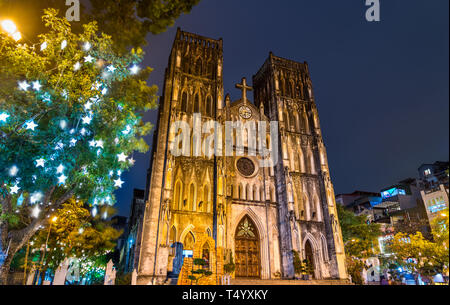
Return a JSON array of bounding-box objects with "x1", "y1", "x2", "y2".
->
[
  {"x1": 130, "y1": 65, "x2": 140, "y2": 75},
  {"x1": 92, "y1": 207, "x2": 98, "y2": 217},
  {"x1": 74, "y1": 62, "x2": 81, "y2": 71},
  {"x1": 40, "y1": 42, "x2": 47, "y2": 51},
  {"x1": 80, "y1": 128, "x2": 87, "y2": 136},
  {"x1": 56, "y1": 164, "x2": 65, "y2": 174},
  {"x1": 114, "y1": 137, "x2": 119, "y2": 145},
  {"x1": 18, "y1": 81, "x2": 30, "y2": 91},
  {"x1": 70, "y1": 138, "x2": 77, "y2": 146},
  {"x1": 101, "y1": 88, "x2": 108, "y2": 95},
  {"x1": 89, "y1": 140, "x2": 96, "y2": 147},
  {"x1": 95, "y1": 139, "x2": 104, "y2": 149},
  {"x1": 36, "y1": 158, "x2": 46, "y2": 168},
  {"x1": 84, "y1": 42, "x2": 91, "y2": 51},
  {"x1": 32, "y1": 205, "x2": 41, "y2": 218},
  {"x1": 107, "y1": 65, "x2": 116, "y2": 73},
  {"x1": 58, "y1": 174, "x2": 67, "y2": 185},
  {"x1": 9, "y1": 165, "x2": 19, "y2": 177},
  {"x1": 84, "y1": 55, "x2": 94, "y2": 63},
  {"x1": 61, "y1": 40, "x2": 67, "y2": 50},
  {"x1": 32, "y1": 81, "x2": 42, "y2": 91},
  {"x1": 55, "y1": 142, "x2": 64, "y2": 150},
  {"x1": 92, "y1": 82, "x2": 101, "y2": 90},
  {"x1": 82, "y1": 115, "x2": 92, "y2": 125},
  {"x1": 117, "y1": 153, "x2": 128, "y2": 162},
  {"x1": 122, "y1": 125, "x2": 132, "y2": 135},
  {"x1": 114, "y1": 177, "x2": 124, "y2": 188},
  {"x1": 25, "y1": 120, "x2": 38, "y2": 131},
  {"x1": 84, "y1": 101, "x2": 93, "y2": 111},
  {"x1": 0, "y1": 112, "x2": 9, "y2": 122},
  {"x1": 10, "y1": 184, "x2": 20, "y2": 194},
  {"x1": 59, "y1": 120, "x2": 67, "y2": 129},
  {"x1": 128, "y1": 157, "x2": 135, "y2": 166},
  {"x1": 30, "y1": 191, "x2": 43, "y2": 204}
]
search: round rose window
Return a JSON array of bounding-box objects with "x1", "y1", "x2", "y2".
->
[{"x1": 237, "y1": 157, "x2": 256, "y2": 177}]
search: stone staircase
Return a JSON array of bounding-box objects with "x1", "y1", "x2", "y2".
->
[{"x1": 230, "y1": 278, "x2": 352, "y2": 285}]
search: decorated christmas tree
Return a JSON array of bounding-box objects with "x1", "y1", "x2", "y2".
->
[{"x1": 0, "y1": 9, "x2": 157, "y2": 283}]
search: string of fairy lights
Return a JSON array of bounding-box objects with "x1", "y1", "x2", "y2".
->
[{"x1": 0, "y1": 25, "x2": 143, "y2": 219}]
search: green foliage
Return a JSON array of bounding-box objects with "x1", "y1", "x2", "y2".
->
[
  {"x1": 223, "y1": 252, "x2": 235, "y2": 274},
  {"x1": 29, "y1": 198, "x2": 122, "y2": 272},
  {"x1": 292, "y1": 250, "x2": 304, "y2": 274},
  {"x1": 0, "y1": 0, "x2": 201, "y2": 53},
  {"x1": 337, "y1": 204, "x2": 382, "y2": 258},
  {"x1": 1, "y1": 9, "x2": 157, "y2": 218},
  {"x1": 302, "y1": 259, "x2": 314, "y2": 275},
  {"x1": 189, "y1": 258, "x2": 212, "y2": 285},
  {"x1": 386, "y1": 219, "x2": 449, "y2": 277},
  {"x1": 346, "y1": 256, "x2": 365, "y2": 285}
]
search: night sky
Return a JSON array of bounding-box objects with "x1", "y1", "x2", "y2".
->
[{"x1": 114, "y1": 0, "x2": 449, "y2": 216}]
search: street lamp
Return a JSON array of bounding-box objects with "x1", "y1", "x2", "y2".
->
[
  {"x1": 0, "y1": 19, "x2": 21, "y2": 41},
  {"x1": 35, "y1": 216, "x2": 58, "y2": 284},
  {"x1": 1, "y1": 20, "x2": 17, "y2": 34}
]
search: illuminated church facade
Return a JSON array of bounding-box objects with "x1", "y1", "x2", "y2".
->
[{"x1": 136, "y1": 29, "x2": 347, "y2": 284}]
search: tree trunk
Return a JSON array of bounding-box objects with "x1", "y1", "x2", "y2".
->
[{"x1": 0, "y1": 244, "x2": 18, "y2": 285}]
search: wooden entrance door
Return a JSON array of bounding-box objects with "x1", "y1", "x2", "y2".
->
[{"x1": 235, "y1": 216, "x2": 261, "y2": 278}]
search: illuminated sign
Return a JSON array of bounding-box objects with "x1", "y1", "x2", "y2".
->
[
  {"x1": 183, "y1": 250, "x2": 193, "y2": 258},
  {"x1": 381, "y1": 187, "x2": 406, "y2": 199}
]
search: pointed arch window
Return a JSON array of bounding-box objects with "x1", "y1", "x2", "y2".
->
[
  {"x1": 196, "y1": 58, "x2": 203, "y2": 75},
  {"x1": 184, "y1": 232, "x2": 195, "y2": 250},
  {"x1": 174, "y1": 181, "x2": 182, "y2": 210},
  {"x1": 181, "y1": 92, "x2": 188, "y2": 113},
  {"x1": 203, "y1": 185, "x2": 209, "y2": 212},
  {"x1": 236, "y1": 216, "x2": 259, "y2": 239},
  {"x1": 283, "y1": 112, "x2": 289, "y2": 130},
  {"x1": 246, "y1": 184, "x2": 251, "y2": 201},
  {"x1": 169, "y1": 226, "x2": 177, "y2": 245},
  {"x1": 206, "y1": 96, "x2": 213, "y2": 117},
  {"x1": 280, "y1": 78, "x2": 286, "y2": 96},
  {"x1": 194, "y1": 93, "x2": 200, "y2": 113},
  {"x1": 238, "y1": 184, "x2": 244, "y2": 200},
  {"x1": 189, "y1": 183, "x2": 196, "y2": 211}
]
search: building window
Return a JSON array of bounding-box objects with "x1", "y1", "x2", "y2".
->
[{"x1": 424, "y1": 169, "x2": 432, "y2": 176}]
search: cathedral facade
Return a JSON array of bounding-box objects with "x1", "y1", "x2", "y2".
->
[{"x1": 137, "y1": 29, "x2": 347, "y2": 284}]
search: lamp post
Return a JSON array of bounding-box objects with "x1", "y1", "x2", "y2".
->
[
  {"x1": 1, "y1": 19, "x2": 21, "y2": 41},
  {"x1": 35, "y1": 216, "x2": 57, "y2": 285}
]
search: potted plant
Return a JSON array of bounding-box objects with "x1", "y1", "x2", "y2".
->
[
  {"x1": 302, "y1": 259, "x2": 314, "y2": 280},
  {"x1": 292, "y1": 250, "x2": 304, "y2": 280},
  {"x1": 223, "y1": 253, "x2": 236, "y2": 277},
  {"x1": 188, "y1": 259, "x2": 212, "y2": 285}
]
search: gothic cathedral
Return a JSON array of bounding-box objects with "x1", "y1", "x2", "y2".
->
[{"x1": 136, "y1": 29, "x2": 347, "y2": 284}]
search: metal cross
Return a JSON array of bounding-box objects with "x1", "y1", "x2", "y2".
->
[{"x1": 235, "y1": 77, "x2": 253, "y2": 104}]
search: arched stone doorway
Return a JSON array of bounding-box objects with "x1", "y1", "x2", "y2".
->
[
  {"x1": 235, "y1": 216, "x2": 261, "y2": 278},
  {"x1": 304, "y1": 240, "x2": 316, "y2": 279}
]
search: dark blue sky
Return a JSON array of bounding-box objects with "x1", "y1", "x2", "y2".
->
[{"x1": 115, "y1": 0, "x2": 449, "y2": 216}]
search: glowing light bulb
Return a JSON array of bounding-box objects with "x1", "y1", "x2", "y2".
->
[{"x1": 1, "y1": 20, "x2": 17, "y2": 34}]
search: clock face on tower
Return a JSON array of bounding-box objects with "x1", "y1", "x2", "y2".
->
[{"x1": 239, "y1": 106, "x2": 252, "y2": 119}]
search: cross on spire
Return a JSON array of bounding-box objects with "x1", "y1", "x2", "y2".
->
[{"x1": 236, "y1": 77, "x2": 253, "y2": 104}]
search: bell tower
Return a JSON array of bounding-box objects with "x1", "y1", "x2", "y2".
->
[{"x1": 138, "y1": 29, "x2": 223, "y2": 284}]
